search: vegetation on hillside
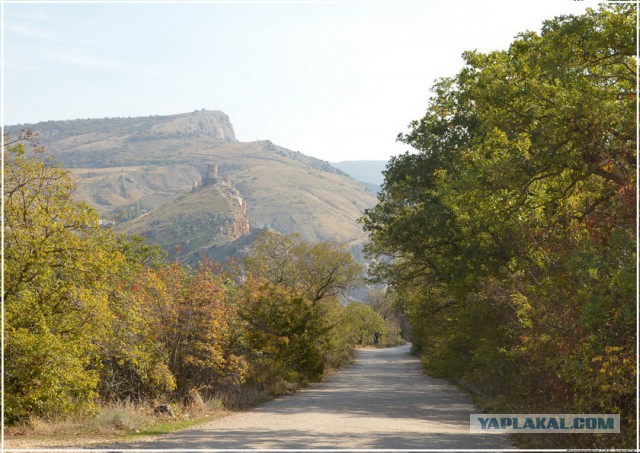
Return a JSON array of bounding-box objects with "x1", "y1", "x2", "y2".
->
[
  {"x1": 4, "y1": 134, "x2": 385, "y2": 426},
  {"x1": 361, "y1": 5, "x2": 636, "y2": 449}
]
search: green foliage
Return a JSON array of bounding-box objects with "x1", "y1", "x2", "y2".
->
[
  {"x1": 4, "y1": 136, "x2": 125, "y2": 421},
  {"x1": 363, "y1": 288, "x2": 406, "y2": 346},
  {"x1": 4, "y1": 142, "x2": 364, "y2": 423},
  {"x1": 6, "y1": 326, "x2": 100, "y2": 422},
  {"x1": 239, "y1": 231, "x2": 364, "y2": 389},
  {"x1": 244, "y1": 230, "x2": 363, "y2": 303},
  {"x1": 237, "y1": 277, "x2": 326, "y2": 384},
  {"x1": 344, "y1": 302, "x2": 386, "y2": 346},
  {"x1": 97, "y1": 268, "x2": 175, "y2": 401},
  {"x1": 361, "y1": 5, "x2": 635, "y2": 449}
]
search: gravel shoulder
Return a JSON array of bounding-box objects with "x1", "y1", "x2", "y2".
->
[{"x1": 98, "y1": 344, "x2": 512, "y2": 450}]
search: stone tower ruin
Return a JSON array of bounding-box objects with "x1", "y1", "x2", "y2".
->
[{"x1": 202, "y1": 164, "x2": 218, "y2": 187}]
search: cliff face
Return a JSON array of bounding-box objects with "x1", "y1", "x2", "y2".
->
[{"x1": 148, "y1": 110, "x2": 236, "y2": 141}]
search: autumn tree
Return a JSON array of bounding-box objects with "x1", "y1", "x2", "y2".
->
[
  {"x1": 96, "y1": 238, "x2": 176, "y2": 402},
  {"x1": 4, "y1": 134, "x2": 129, "y2": 421},
  {"x1": 132, "y1": 260, "x2": 248, "y2": 397},
  {"x1": 4, "y1": 133, "x2": 187, "y2": 420}
]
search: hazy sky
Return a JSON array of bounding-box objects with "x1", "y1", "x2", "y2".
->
[{"x1": 4, "y1": 0, "x2": 601, "y2": 162}]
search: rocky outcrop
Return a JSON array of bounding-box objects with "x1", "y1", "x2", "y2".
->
[
  {"x1": 217, "y1": 180, "x2": 251, "y2": 239},
  {"x1": 149, "y1": 110, "x2": 236, "y2": 141},
  {"x1": 196, "y1": 111, "x2": 236, "y2": 141},
  {"x1": 119, "y1": 179, "x2": 251, "y2": 263}
]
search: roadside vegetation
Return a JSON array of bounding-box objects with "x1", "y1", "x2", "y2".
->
[
  {"x1": 4, "y1": 136, "x2": 394, "y2": 443},
  {"x1": 360, "y1": 5, "x2": 635, "y2": 449}
]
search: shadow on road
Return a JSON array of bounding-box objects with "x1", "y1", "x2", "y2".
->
[
  {"x1": 261, "y1": 345, "x2": 476, "y2": 423},
  {"x1": 110, "y1": 427, "x2": 509, "y2": 450},
  {"x1": 95, "y1": 344, "x2": 513, "y2": 450}
]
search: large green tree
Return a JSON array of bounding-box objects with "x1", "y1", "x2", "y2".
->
[
  {"x1": 361, "y1": 5, "x2": 635, "y2": 448},
  {"x1": 240, "y1": 231, "x2": 363, "y2": 384},
  {"x1": 4, "y1": 135, "x2": 129, "y2": 421},
  {"x1": 243, "y1": 230, "x2": 363, "y2": 304}
]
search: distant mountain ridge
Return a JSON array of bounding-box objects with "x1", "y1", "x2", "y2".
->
[
  {"x1": 8, "y1": 109, "x2": 236, "y2": 144},
  {"x1": 332, "y1": 160, "x2": 387, "y2": 186},
  {"x1": 7, "y1": 110, "x2": 236, "y2": 169},
  {"x1": 6, "y1": 111, "x2": 376, "y2": 263},
  {"x1": 332, "y1": 160, "x2": 387, "y2": 194}
]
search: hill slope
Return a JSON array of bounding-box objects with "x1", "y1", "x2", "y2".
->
[
  {"x1": 119, "y1": 179, "x2": 251, "y2": 263},
  {"x1": 7, "y1": 111, "x2": 376, "y2": 259}
]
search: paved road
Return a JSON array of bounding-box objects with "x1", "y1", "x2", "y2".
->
[{"x1": 105, "y1": 344, "x2": 512, "y2": 450}]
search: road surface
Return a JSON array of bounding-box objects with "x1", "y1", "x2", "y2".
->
[{"x1": 104, "y1": 344, "x2": 512, "y2": 450}]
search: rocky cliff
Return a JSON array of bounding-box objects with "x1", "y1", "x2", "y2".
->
[
  {"x1": 119, "y1": 179, "x2": 251, "y2": 263},
  {"x1": 146, "y1": 110, "x2": 236, "y2": 141}
]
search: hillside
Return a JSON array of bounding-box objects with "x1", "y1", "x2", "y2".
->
[
  {"x1": 119, "y1": 179, "x2": 251, "y2": 264},
  {"x1": 6, "y1": 111, "x2": 376, "y2": 261},
  {"x1": 11, "y1": 110, "x2": 236, "y2": 168}
]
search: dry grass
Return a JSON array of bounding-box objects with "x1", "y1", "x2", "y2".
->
[
  {"x1": 4, "y1": 398, "x2": 229, "y2": 450},
  {"x1": 5, "y1": 360, "x2": 355, "y2": 450},
  {"x1": 215, "y1": 385, "x2": 272, "y2": 410}
]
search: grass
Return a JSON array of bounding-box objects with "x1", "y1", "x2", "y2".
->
[
  {"x1": 132, "y1": 419, "x2": 202, "y2": 436},
  {"x1": 5, "y1": 382, "x2": 308, "y2": 450},
  {"x1": 4, "y1": 398, "x2": 230, "y2": 450},
  {"x1": 5, "y1": 353, "x2": 360, "y2": 449}
]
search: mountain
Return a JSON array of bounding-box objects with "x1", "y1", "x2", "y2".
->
[
  {"x1": 6, "y1": 110, "x2": 376, "y2": 262},
  {"x1": 331, "y1": 160, "x2": 388, "y2": 193}
]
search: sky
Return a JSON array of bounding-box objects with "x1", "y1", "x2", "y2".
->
[{"x1": 3, "y1": 0, "x2": 602, "y2": 162}]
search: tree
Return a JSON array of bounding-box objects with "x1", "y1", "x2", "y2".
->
[
  {"x1": 96, "y1": 238, "x2": 175, "y2": 402},
  {"x1": 4, "y1": 133, "x2": 181, "y2": 420},
  {"x1": 364, "y1": 288, "x2": 405, "y2": 345},
  {"x1": 133, "y1": 260, "x2": 248, "y2": 396},
  {"x1": 344, "y1": 302, "x2": 386, "y2": 346},
  {"x1": 239, "y1": 231, "x2": 363, "y2": 387},
  {"x1": 237, "y1": 277, "x2": 328, "y2": 384},
  {"x1": 244, "y1": 230, "x2": 363, "y2": 303},
  {"x1": 360, "y1": 5, "x2": 635, "y2": 448},
  {"x1": 4, "y1": 134, "x2": 127, "y2": 421}
]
